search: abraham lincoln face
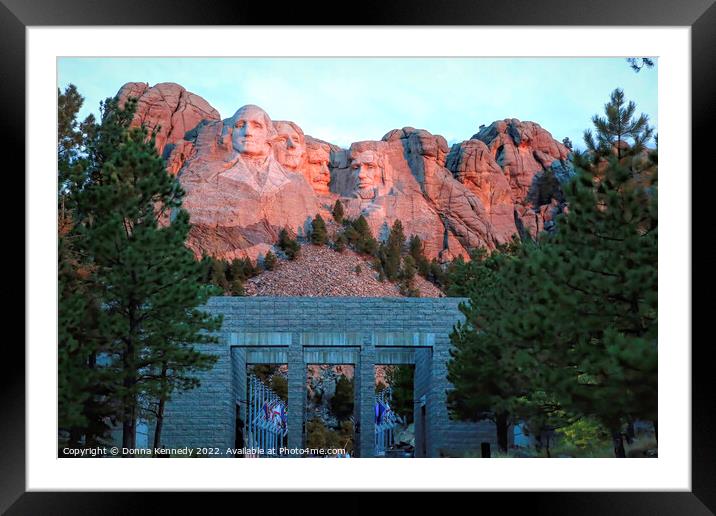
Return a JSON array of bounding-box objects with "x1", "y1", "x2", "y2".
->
[{"x1": 350, "y1": 150, "x2": 383, "y2": 199}]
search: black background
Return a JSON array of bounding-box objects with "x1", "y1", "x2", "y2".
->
[{"x1": 2, "y1": 0, "x2": 711, "y2": 513}]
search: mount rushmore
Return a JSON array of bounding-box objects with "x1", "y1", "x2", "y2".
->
[{"x1": 116, "y1": 81, "x2": 574, "y2": 262}]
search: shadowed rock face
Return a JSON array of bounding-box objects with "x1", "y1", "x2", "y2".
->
[{"x1": 117, "y1": 83, "x2": 574, "y2": 262}]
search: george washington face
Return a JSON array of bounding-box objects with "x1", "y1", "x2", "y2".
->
[{"x1": 229, "y1": 105, "x2": 275, "y2": 158}]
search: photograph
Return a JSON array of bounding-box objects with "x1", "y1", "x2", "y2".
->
[{"x1": 56, "y1": 56, "x2": 658, "y2": 460}]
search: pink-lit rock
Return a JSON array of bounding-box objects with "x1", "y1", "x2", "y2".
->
[
  {"x1": 116, "y1": 82, "x2": 220, "y2": 161},
  {"x1": 176, "y1": 105, "x2": 319, "y2": 260}
]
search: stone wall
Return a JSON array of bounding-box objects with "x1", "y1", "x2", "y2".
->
[{"x1": 158, "y1": 296, "x2": 499, "y2": 457}]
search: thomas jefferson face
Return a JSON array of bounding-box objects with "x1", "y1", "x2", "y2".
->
[
  {"x1": 273, "y1": 121, "x2": 306, "y2": 171},
  {"x1": 230, "y1": 105, "x2": 274, "y2": 158},
  {"x1": 350, "y1": 150, "x2": 382, "y2": 199}
]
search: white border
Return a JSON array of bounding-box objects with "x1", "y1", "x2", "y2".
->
[{"x1": 27, "y1": 27, "x2": 690, "y2": 491}]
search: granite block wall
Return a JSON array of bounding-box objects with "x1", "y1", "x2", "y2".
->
[{"x1": 159, "y1": 297, "x2": 499, "y2": 457}]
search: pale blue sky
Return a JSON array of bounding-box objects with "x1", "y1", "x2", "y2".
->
[{"x1": 58, "y1": 57, "x2": 657, "y2": 150}]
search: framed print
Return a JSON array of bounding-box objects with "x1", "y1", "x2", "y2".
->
[{"x1": 4, "y1": 0, "x2": 711, "y2": 512}]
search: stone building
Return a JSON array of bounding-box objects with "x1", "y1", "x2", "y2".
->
[{"x1": 157, "y1": 296, "x2": 501, "y2": 457}]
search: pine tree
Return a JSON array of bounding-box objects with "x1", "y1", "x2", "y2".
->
[
  {"x1": 381, "y1": 220, "x2": 405, "y2": 281},
  {"x1": 264, "y1": 250, "x2": 277, "y2": 270},
  {"x1": 446, "y1": 244, "x2": 535, "y2": 452},
  {"x1": 278, "y1": 227, "x2": 300, "y2": 260},
  {"x1": 71, "y1": 94, "x2": 222, "y2": 452},
  {"x1": 408, "y1": 235, "x2": 430, "y2": 278},
  {"x1": 58, "y1": 85, "x2": 115, "y2": 448},
  {"x1": 331, "y1": 199, "x2": 345, "y2": 223},
  {"x1": 398, "y1": 255, "x2": 420, "y2": 297},
  {"x1": 330, "y1": 375, "x2": 355, "y2": 421},
  {"x1": 528, "y1": 160, "x2": 657, "y2": 457},
  {"x1": 333, "y1": 232, "x2": 347, "y2": 253},
  {"x1": 583, "y1": 88, "x2": 654, "y2": 161},
  {"x1": 385, "y1": 366, "x2": 415, "y2": 424},
  {"x1": 310, "y1": 214, "x2": 328, "y2": 245},
  {"x1": 348, "y1": 215, "x2": 378, "y2": 256}
]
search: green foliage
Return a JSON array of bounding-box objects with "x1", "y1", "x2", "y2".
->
[
  {"x1": 556, "y1": 417, "x2": 610, "y2": 450},
  {"x1": 310, "y1": 214, "x2": 328, "y2": 245},
  {"x1": 278, "y1": 227, "x2": 301, "y2": 260},
  {"x1": 343, "y1": 216, "x2": 378, "y2": 256},
  {"x1": 583, "y1": 88, "x2": 654, "y2": 160},
  {"x1": 446, "y1": 152, "x2": 657, "y2": 456},
  {"x1": 201, "y1": 255, "x2": 258, "y2": 295},
  {"x1": 354, "y1": 265, "x2": 362, "y2": 275},
  {"x1": 398, "y1": 255, "x2": 420, "y2": 297},
  {"x1": 385, "y1": 366, "x2": 414, "y2": 424},
  {"x1": 331, "y1": 199, "x2": 345, "y2": 223},
  {"x1": 379, "y1": 220, "x2": 405, "y2": 281},
  {"x1": 408, "y1": 235, "x2": 431, "y2": 278},
  {"x1": 330, "y1": 375, "x2": 355, "y2": 421},
  {"x1": 333, "y1": 232, "x2": 347, "y2": 253},
  {"x1": 305, "y1": 419, "x2": 353, "y2": 455},
  {"x1": 58, "y1": 87, "x2": 222, "y2": 449},
  {"x1": 263, "y1": 250, "x2": 277, "y2": 271}
]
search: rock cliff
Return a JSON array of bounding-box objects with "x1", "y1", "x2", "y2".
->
[{"x1": 117, "y1": 82, "x2": 574, "y2": 262}]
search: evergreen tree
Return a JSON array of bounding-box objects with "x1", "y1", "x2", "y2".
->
[
  {"x1": 333, "y1": 232, "x2": 347, "y2": 253},
  {"x1": 527, "y1": 160, "x2": 657, "y2": 457},
  {"x1": 278, "y1": 227, "x2": 300, "y2": 260},
  {"x1": 347, "y1": 215, "x2": 378, "y2": 256},
  {"x1": 330, "y1": 375, "x2": 355, "y2": 421},
  {"x1": 583, "y1": 88, "x2": 654, "y2": 160},
  {"x1": 210, "y1": 258, "x2": 230, "y2": 294},
  {"x1": 385, "y1": 366, "x2": 414, "y2": 424},
  {"x1": 69, "y1": 94, "x2": 222, "y2": 452},
  {"x1": 331, "y1": 199, "x2": 345, "y2": 223},
  {"x1": 446, "y1": 244, "x2": 534, "y2": 452},
  {"x1": 380, "y1": 220, "x2": 405, "y2": 281},
  {"x1": 58, "y1": 85, "x2": 115, "y2": 448},
  {"x1": 398, "y1": 255, "x2": 420, "y2": 297},
  {"x1": 264, "y1": 250, "x2": 277, "y2": 270},
  {"x1": 408, "y1": 235, "x2": 431, "y2": 278},
  {"x1": 310, "y1": 214, "x2": 328, "y2": 245}
]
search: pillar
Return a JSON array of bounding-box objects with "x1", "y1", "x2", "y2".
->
[
  {"x1": 358, "y1": 333, "x2": 376, "y2": 457},
  {"x1": 287, "y1": 332, "x2": 304, "y2": 452}
]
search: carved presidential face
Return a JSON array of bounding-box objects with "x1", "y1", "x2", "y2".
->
[
  {"x1": 305, "y1": 141, "x2": 331, "y2": 195},
  {"x1": 229, "y1": 105, "x2": 275, "y2": 159},
  {"x1": 350, "y1": 150, "x2": 383, "y2": 200},
  {"x1": 273, "y1": 121, "x2": 306, "y2": 171}
]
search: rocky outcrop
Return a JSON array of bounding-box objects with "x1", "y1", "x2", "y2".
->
[
  {"x1": 116, "y1": 82, "x2": 221, "y2": 169},
  {"x1": 116, "y1": 82, "x2": 574, "y2": 262}
]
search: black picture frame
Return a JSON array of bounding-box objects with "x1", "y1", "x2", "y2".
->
[{"x1": 3, "y1": 0, "x2": 709, "y2": 512}]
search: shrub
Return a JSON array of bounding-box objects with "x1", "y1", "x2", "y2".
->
[
  {"x1": 332, "y1": 199, "x2": 345, "y2": 223},
  {"x1": 278, "y1": 228, "x2": 300, "y2": 260},
  {"x1": 264, "y1": 251, "x2": 277, "y2": 271},
  {"x1": 310, "y1": 214, "x2": 328, "y2": 245}
]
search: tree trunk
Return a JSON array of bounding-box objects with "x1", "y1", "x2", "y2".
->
[
  {"x1": 612, "y1": 430, "x2": 626, "y2": 458},
  {"x1": 122, "y1": 332, "x2": 137, "y2": 455},
  {"x1": 153, "y1": 398, "x2": 165, "y2": 452},
  {"x1": 496, "y1": 412, "x2": 509, "y2": 453},
  {"x1": 152, "y1": 363, "x2": 169, "y2": 452},
  {"x1": 626, "y1": 420, "x2": 635, "y2": 444}
]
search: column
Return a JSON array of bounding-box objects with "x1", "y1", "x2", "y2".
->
[
  {"x1": 287, "y1": 332, "x2": 304, "y2": 452},
  {"x1": 358, "y1": 333, "x2": 376, "y2": 457}
]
